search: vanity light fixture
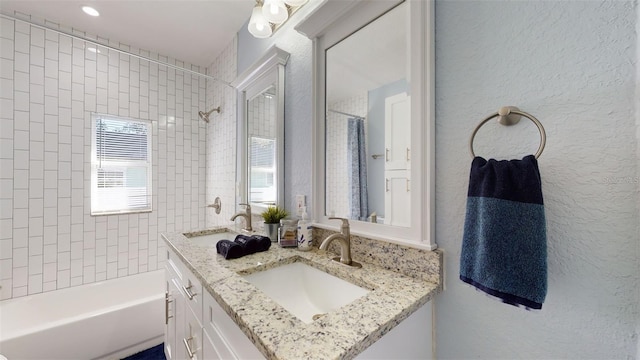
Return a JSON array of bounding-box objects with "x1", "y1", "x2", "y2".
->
[
  {"x1": 262, "y1": 0, "x2": 288, "y2": 24},
  {"x1": 81, "y1": 5, "x2": 100, "y2": 17},
  {"x1": 248, "y1": 0, "x2": 308, "y2": 39}
]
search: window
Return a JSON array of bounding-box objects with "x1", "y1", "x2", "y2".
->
[{"x1": 91, "y1": 113, "x2": 152, "y2": 215}]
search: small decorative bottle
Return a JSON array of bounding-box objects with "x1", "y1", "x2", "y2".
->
[
  {"x1": 278, "y1": 219, "x2": 298, "y2": 248},
  {"x1": 297, "y1": 207, "x2": 312, "y2": 251}
]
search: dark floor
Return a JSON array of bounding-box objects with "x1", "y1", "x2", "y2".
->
[{"x1": 121, "y1": 344, "x2": 165, "y2": 360}]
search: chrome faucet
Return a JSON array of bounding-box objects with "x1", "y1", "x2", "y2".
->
[
  {"x1": 230, "y1": 203, "x2": 253, "y2": 232},
  {"x1": 319, "y1": 217, "x2": 361, "y2": 268}
]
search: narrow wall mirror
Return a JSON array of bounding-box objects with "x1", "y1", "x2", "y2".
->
[
  {"x1": 325, "y1": 2, "x2": 409, "y2": 226},
  {"x1": 297, "y1": 0, "x2": 435, "y2": 249},
  {"x1": 232, "y1": 47, "x2": 290, "y2": 213}
]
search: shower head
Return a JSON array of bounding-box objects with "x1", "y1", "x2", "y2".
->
[{"x1": 198, "y1": 106, "x2": 221, "y2": 123}]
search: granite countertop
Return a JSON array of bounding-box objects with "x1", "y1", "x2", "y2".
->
[{"x1": 162, "y1": 228, "x2": 440, "y2": 360}]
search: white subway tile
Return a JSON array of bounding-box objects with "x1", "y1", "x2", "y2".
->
[
  {"x1": 0, "y1": 138, "x2": 12, "y2": 159},
  {"x1": 45, "y1": 40, "x2": 58, "y2": 61},
  {"x1": 30, "y1": 46, "x2": 45, "y2": 67},
  {"x1": 13, "y1": 247, "x2": 27, "y2": 267},
  {"x1": 14, "y1": 52, "x2": 28, "y2": 73},
  {"x1": 0, "y1": 198, "x2": 11, "y2": 219},
  {"x1": 0, "y1": 59, "x2": 13, "y2": 80},
  {"x1": 30, "y1": 27, "x2": 44, "y2": 47},
  {"x1": 13, "y1": 189, "x2": 28, "y2": 209},
  {"x1": 0, "y1": 258, "x2": 12, "y2": 279},
  {"x1": 30, "y1": 64, "x2": 44, "y2": 85},
  {"x1": 43, "y1": 226, "x2": 57, "y2": 245},
  {"x1": 42, "y1": 280, "x2": 56, "y2": 292},
  {"x1": 12, "y1": 227, "x2": 27, "y2": 248},
  {"x1": 13, "y1": 208, "x2": 28, "y2": 228},
  {"x1": 29, "y1": 179, "x2": 44, "y2": 198},
  {"x1": 44, "y1": 244, "x2": 57, "y2": 263},
  {"x1": 29, "y1": 217, "x2": 43, "y2": 237},
  {"x1": 14, "y1": 90, "x2": 29, "y2": 111},
  {"x1": 28, "y1": 254, "x2": 42, "y2": 274},
  {"x1": 57, "y1": 269, "x2": 70, "y2": 288},
  {"x1": 28, "y1": 274, "x2": 43, "y2": 294}
]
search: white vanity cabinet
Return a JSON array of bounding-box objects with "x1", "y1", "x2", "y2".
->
[
  {"x1": 164, "y1": 248, "x2": 264, "y2": 360},
  {"x1": 164, "y1": 246, "x2": 433, "y2": 359},
  {"x1": 165, "y1": 248, "x2": 206, "y2": 360}
]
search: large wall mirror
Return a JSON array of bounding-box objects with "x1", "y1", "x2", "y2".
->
[
  {"x1": 232, "y1": 47, "x2": 290, "y2": 213},
  {"x1": 297, "y1": 0, "x2": 435, "y2": 249}
]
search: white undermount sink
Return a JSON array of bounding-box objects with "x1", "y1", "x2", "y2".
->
[
  {"x1": 185, "y1": 231, "x2": 238, "y2": 246},
  {"x1": 243, "y1": 262, "x2": 370, "y2": 324}
]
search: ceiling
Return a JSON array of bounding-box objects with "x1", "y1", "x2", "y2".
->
[
  {"x1": 326, "y1": 2, "x2": 407, "y2": 104},
  {"x1": 0, "y1": 0, "x2": 255, "y2": 68}
]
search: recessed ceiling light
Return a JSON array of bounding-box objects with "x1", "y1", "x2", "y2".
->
[
  {"x1": 87, "y1": 47, "x2": 101, "y2": 53},
  {"x1": 82, "y1": 6, "x2": 100, "y2": 17}
]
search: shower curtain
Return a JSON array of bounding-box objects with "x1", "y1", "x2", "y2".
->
[{"x1": 347, "y1": 118, "x2": 369, "y2": 221}]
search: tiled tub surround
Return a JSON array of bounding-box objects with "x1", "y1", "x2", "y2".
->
[{"x1": 163, "y1": 230, "x2": 442, "y2": 360}]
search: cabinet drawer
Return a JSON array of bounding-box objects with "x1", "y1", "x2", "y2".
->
[
  {"x1": 182, "y1": 264, "x2": 203, "y2": 321},
  {"x1": 166, "y1": 248, "x2": 183, "y2": 282},
  {"x1": 167, "y1": 247, "x2": 203, "y2": 320}
]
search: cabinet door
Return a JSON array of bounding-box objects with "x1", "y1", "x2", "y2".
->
[
  {"x1": 384, "y1": 170, "x2": 411, "y2": 227},
  {"x1": 203, "y1": 290, "x2": 264, "y2": 360},
  {"x1": 384, "y1": 92, "x2": 411, "y2": 171},
  {"x1": 202, "y1": 330, "x2": 218, "y2": 360},
  {"x1": 165, "y1": 267, "x2": 187, "y2": 360},
  {"x1": 183, "y1": 306, "x2": 203, "y2": 360},
  {"x1": 356, "y1": 301, "x2": 432, "y2": 359}
]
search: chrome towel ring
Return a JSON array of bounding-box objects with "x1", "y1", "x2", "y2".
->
[{"x1": 469, "y1": 106, "x2": 546, "y2": 159}]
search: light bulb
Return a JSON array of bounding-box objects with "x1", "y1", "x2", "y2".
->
[
  {"x1": 248, "y1": 4, "x2": 272, "y2": 38},
  {"x1": 262, "y1": 0, "x2": 288, "y2": 25},
  {"x1": 81, "y1": 6, "x2": 100, "y2": 16}
]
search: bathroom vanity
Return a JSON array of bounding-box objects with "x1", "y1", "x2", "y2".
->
[{"x1": 162, "y1": 229, "x2": 441, "y2": 360}]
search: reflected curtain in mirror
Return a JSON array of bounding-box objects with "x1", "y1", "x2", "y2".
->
[{"x1": 348, "y1": 118, "x2": 368, "y2": 221}]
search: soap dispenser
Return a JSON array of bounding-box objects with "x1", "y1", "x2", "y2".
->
[{"x1": 297, "y1": 207, "x2": 313, "y2": 251}]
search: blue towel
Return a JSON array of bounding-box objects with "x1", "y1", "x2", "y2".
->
[{"x1": 460, "y1": 155, "x2": 547, "y2": 310}]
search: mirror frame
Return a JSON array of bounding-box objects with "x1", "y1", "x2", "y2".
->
[
  {"x1": 231, "y1": 46, "x2": 290, "y2": 214},
  {"x1": 296, "y1": 0, "x2": 436, "y2": 249}
]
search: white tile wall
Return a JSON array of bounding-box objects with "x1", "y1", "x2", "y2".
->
[
  {"x1": 0, "y1": 16, "x2": 207, "y2": 300},
  {"x1": 325, "y1": 93, "x2": 367, "y2": 218},
  {"x1": 205, "y1": 38, "x2": 238, "y2": 228}
]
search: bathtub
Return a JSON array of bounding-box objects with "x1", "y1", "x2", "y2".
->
[{"x1": 0, "y1": 270, "x2": 165, "y2": 360}]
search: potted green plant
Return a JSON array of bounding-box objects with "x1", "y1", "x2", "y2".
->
[{"x1": 261, "y1": 206, "x2": 288, "y2": 242}]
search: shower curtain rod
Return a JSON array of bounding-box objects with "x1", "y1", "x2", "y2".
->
[
  {"x1": 328, "y1": 109, "x2": 365, "y2": 120},
  {"x1": 0, "y1": 13, "x2": 234, "y2": 89}
]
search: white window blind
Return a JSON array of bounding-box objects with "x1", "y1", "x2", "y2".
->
[
  {"x1": 91, "y1": 113, "x2": 152, "y2": 215},
  {"x1": 248, "y1": 136, "x2": 276, "y2": 205}
]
